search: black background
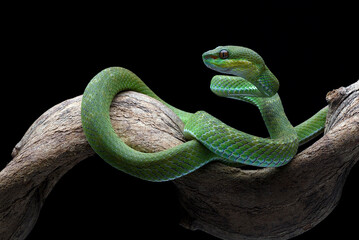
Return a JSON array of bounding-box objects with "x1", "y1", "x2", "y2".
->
[{"x1": 2, "y1": 3, "x2": 359, "y2": 240}]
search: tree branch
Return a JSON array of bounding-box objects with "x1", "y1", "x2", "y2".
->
[{"x1": 0, "y1": 81, "x2": 358, "y2": 240}]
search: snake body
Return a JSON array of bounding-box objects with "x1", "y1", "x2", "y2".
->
[{"x1": 81, "y1": 46, "x2": 327, "y2": 182}]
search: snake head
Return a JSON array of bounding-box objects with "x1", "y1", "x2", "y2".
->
[
  {"x1": 203, "y1": 46, "x2": 279, "y2": 97},
  {"x1": 202, "y1": 46, "x2": 265, "y2": 80}
]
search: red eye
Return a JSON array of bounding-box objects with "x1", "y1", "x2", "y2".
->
[{"x1": 219, "y1": 49, "x2": 229, "y2": 59}]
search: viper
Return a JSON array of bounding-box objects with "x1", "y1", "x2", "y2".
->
[{"x1": 81, "y1": 46, "x2": 327, "y2": 181}]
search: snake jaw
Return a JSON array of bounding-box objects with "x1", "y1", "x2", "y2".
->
[{"x1": 203, "y1": 52, "x2": 226, "y2": 72}]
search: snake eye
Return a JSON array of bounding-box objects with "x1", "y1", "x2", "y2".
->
[{"x1": 219, "y1": 49, "x2": 229, "y2": 59}]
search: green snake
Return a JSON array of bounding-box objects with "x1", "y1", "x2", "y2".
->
[{"x1": 81, "y1": 46, "x2": 327, "y2": 182}]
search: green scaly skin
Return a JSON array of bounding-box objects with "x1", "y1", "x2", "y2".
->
[{"x1": 81, "y1": 46, "x2": 328, "y2": 182}]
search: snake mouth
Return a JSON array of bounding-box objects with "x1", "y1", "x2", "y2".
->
[
  {"x1": 202, "y1": 51, "x2": 221, "y2": 69},
  {"x1": 203, "y1": 57, "x2": 233, "y2": 75}
]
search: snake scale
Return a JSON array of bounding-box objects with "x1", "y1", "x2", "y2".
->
[{"x1": 81, "y1": 46, "x2": 328, "y2": 182}]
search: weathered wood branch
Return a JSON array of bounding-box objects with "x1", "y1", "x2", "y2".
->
[{"x1": 0, "y1": 81, "x2": 358, "y2": 240}]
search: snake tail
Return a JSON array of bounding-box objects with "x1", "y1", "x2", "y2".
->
[{"x1": 295, "y1": 106, "x2": 328, "y2": 145}]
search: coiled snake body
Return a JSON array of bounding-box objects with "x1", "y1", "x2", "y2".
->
[{"x1": 81, "y1": 46, "x2": 327, "y2": 182}]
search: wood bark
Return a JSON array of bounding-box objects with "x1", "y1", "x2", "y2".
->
[{"x1": 0, "y1": 81, "x2": 358, "y2": 240}]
